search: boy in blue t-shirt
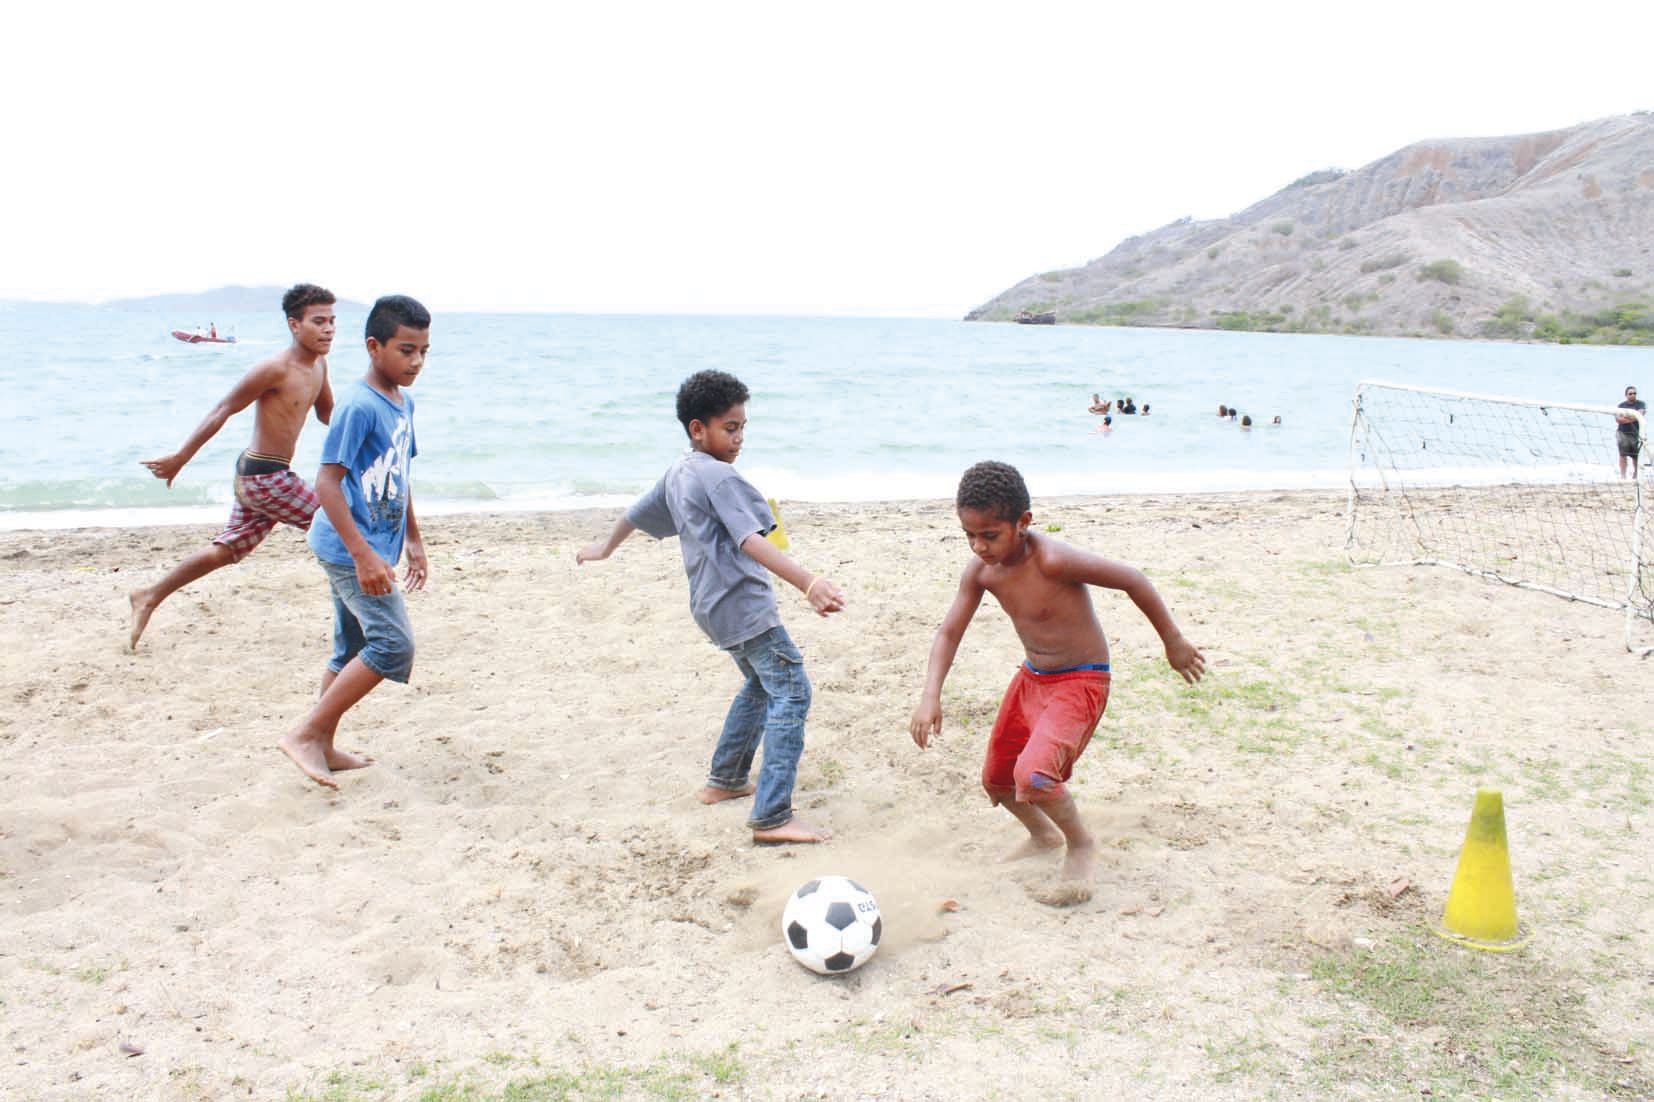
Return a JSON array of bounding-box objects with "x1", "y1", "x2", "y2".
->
[
  {"x1": 279, "y1": 295, "x2": 431, "y2": 789},
  {"x1": 578, "y1": 370, "x2": 846, "y2": 844}
]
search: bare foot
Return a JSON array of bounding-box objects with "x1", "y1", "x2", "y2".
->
[
  {"x1": 1001, "y1": 833, "x2": 1064, "y2": 863},
  {"x1": 752, "y1": 817, "x2": 832, "y2": 844},
  {"x1": 699, "y1": 783, "x2": 755, "y2": 805},
  {"x1": 1030, "y1": 880, "x2": 1094, "y2": 907},
  {"x1": 279, "y1": 732, "x2": 339, "y2": 789},
  {"x1": 325, "y1": 747, "x2": 375, "y2": 772},
  {"x1": 1061, "y1": 837, "x2": 1099, "y2": 882},
  {"x1": 128, "y1": 589, "x2": 157, "y2": 651}
]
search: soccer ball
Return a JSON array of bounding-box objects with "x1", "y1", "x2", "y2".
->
[{"x1": 781, "y1": 876, "x2": 882, "y2": 975}]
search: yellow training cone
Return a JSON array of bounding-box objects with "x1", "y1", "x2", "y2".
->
[
  {"x1": 1435, "y1": 788, "x2": 1527, "y2": 952},
  {"x1": 765, "y1": 498, "x2": 791, "y2": 550}
]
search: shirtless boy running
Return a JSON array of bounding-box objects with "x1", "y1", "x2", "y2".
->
[
  {"x1": 128, "y1": 283, "x2": 337, "y2": 649},
  {"x1": 910, "y1": 461, "x2": 1205, "y2": 882}
]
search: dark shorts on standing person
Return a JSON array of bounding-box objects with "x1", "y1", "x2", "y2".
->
[
  {"x1": 982, "y1": 662, "x2": 1111, "y2": 806},
  {"x1": 212, "y1": 451, "x2": 320, "y2": 561},
  {"x1": 1618, "y1": 431, "x2": 1640, "y2": 459}
]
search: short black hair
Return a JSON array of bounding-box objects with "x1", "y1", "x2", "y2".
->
[
  {"x1": 956, "y1": 461, "x2": 1030, "y2": 522},
  {"x1": 281, "y1": 283, "x2": 335, "y2": 320},
  {"x1": 676, "y1": 370, "x2": 750, "y2": 435},
  {"x1": 365, "y1": 294, "x2": 431, "y2": 344}
]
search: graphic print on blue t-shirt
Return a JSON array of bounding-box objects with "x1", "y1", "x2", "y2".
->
[{"x1": 309, "y1": 381, "x2": 419, "y2": 567}]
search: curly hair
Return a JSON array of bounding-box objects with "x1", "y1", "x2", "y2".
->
[
  {"x1": 676, "y1": 370, "x2": 750, "y2": 435},
  {"x1": 955, "y1": 461, "x2": 1030, "y2": 522},
  {"x1": 281, "y1": 283, "x2": 335, "y2": 320},
  {"x1": 365, "y1": 294, "x2": 431, "y2": 344}
]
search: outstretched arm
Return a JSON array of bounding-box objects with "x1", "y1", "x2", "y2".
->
[
  {"x1": 1055, "y1": 548, "x2": 1205, "y2": 683},
  {"x1": 909, "y1": 573, "x2": 985, "y2": 748},
  {"x1": 140, "y1": 362, "x2": 282, "y2": 486},
  {"x1": 739, "y1": 532, "x2": 845, "y2": 616},
  {"x1": 577, "y1": 517, "x2": 638, "y2": 564}
]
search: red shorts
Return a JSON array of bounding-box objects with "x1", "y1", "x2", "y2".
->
[
  {"x1": 212, "y1": 469, "x2": 320, "y2": 561},
  {"x1": 982, "y1": 664, "x2": 1110, "y2": 805}
]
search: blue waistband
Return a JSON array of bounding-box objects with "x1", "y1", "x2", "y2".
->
[{"x1": 1023, "y1": 660, "x2": 1110, "y2": 675}]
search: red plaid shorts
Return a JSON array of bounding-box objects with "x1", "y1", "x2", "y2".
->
[{"x1": 212, "y1": 469, "x2": 320, "y2": 561}]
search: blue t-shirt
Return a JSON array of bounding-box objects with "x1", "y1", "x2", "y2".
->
[
  {"x1": 309, "y1": 380, "x2": 418, "y2": 567},
  {"x1": 627, "y1": 450, "x2": 780, "y2": 649}
]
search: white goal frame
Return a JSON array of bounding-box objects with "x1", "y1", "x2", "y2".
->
[{"x1": 1345, "y1": 379, "x2": 1652, "y2": 653}]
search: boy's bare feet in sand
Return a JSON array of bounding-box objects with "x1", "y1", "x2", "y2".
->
[
  {"x1": 752, "y1": 817, "x2": 832, "y2": 844},
  {"x1": 326, "y1": 747, "x2": 375, "y2": 771},
  {"x1": 279, "y1": 730, "x2": 339, "y2": 789},
  {"x1": 1002, "y1": 833, "x2": 1065, "y2": 862},
  {"x1": 1060, "y1": 836, "x2": 1099, "y2": 882},
  {"x1": 698, "y1": 783, "x2": 755, "y2": 805},
  {"x1": 128, "y1": 589, "x2": 158, "y2": 651}
]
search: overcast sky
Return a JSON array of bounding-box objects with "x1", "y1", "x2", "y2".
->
[{"x1": 4, "y1": 1, "x2": 1649, "y2": 316}]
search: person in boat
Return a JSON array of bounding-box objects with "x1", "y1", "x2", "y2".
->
[
  {"x1": 209, "y1": 322, "x2": 218, "y2": 340},
  {"x1": 128, "y1": 284, "x2": 337, "y2": 649}
]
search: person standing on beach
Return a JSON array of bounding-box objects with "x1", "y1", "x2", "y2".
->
[
  {"x1": 909, "y1": 461, "x2": 1204, "y2": 883},
  {"x1": 1616, "y1": 385, "x2": 1645, "y2": 479},
  {"x1": 279, "y1": 295, "x2": 430, "y2": 789},
  {"x1": 128, "y1": 283, "x2": 337, "y2": 650},
  {"x1": 577, "y1": 369, "x2": 845, "y2": 844}
]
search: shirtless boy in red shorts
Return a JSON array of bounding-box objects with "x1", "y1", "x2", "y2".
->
[
  {"x1": 909, "y1": 461, "x2": 1205, "y2": 882},
  {"x1": 128, "y1": 284, "x2": 337, "y2": 649}
]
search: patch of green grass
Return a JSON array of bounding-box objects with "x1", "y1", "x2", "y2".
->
[
  {"x1": 1203, "y1": 1035, "x2": 1284, "y2": 1084},
  {"x1": 289, "y1": 1047, "x2": 749, "y2": 1102},
  {"x1": 1574, "y1": 752, "x2": 1652, "y2": 810},
  {"x1": 1309, "y1": 931, "x2": 1651, "y2": 1099},
  {"x1": 418, "y1": 1083, "x2": 487, "y2": 1102},
  {"x1": 286, "y1": 1071, "x2": 388, "y2": 1102},
  {"x1": 687, "y1": 1044, "x2": 745, "y2": 1086}
]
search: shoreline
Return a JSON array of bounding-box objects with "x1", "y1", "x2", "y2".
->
[
  {"x1": 0, "y1": 485, "x2": 1358, "y2": 537},
  {"x1": 0, "y1": 479, "x2": 1369, "y2": 532}
]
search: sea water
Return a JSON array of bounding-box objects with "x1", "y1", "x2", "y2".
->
[{"x1": 0, "y1": 301, "x2": 1646, "y2": 529}]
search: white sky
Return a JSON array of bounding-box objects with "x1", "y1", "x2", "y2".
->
[{"x1": 3, "y1": 1, "x2": 1650, "y2": 316}]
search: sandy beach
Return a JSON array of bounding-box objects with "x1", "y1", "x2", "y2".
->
[{"x1": 2, "y1": 494, "x2": 1650, "y2": 1101}]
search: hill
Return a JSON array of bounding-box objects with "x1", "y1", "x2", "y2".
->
[
  {"x1": 968, "y1": 113, "x2": 1654, "y2": 343},
  {"x1": 101, "y1": 284, "x2": 368, "y2": 313}
]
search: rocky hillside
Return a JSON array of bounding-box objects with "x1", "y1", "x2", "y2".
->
[{"x1": 969, "y1": 114, "x2": 1654, "y2": 342}]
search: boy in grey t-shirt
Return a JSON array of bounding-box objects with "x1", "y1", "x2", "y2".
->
[{"x1": 578, "y1": 370, "x2": 845, "y2": 844}]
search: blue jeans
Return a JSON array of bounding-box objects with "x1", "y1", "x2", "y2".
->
[
  {"x1": 319, "y1": 558, "x2": 416, "y2": 684},
  {"x1": 708, "y1": 625, "x2": 812, "y2": 831}
]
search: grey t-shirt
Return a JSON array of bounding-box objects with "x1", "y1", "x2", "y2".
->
[{"x1": 627, "y1": 450, "x2": 781, "y2": 649}]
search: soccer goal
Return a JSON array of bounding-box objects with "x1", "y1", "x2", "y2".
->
[{"x1": 1345, "y1": 380, "x2": 1654, "y2": 652}]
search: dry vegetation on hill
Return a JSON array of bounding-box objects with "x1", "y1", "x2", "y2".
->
[{"x1": 971, "y1": 114, "x2": 1654, "y2": 344}]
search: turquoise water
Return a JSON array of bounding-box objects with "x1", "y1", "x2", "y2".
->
[{"x1": 0, "y1": 301, "x2": 1646, "y2": 528}]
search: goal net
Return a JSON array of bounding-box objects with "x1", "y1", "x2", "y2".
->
[{"x1": 1345, "y1": 380, "x2": 1653, "y2": 650}]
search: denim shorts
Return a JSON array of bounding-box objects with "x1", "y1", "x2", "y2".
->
[{"x1": 319, "y1": 557, "x2": 415, "y2": 683}]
